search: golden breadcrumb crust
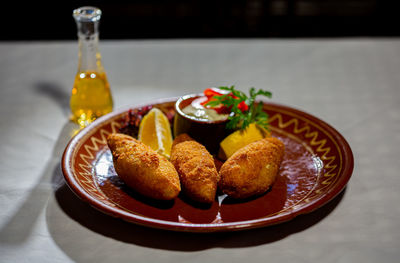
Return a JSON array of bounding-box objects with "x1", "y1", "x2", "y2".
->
[
  {"x1": 219, "y1": 137, "x2": 285, "y2": 199},
  {"x1": 170, "y1": 135, "x2": 219, "y2": 203},
  {"x1": 107, "y1": 133, "x2": 181, "y2": 200}
]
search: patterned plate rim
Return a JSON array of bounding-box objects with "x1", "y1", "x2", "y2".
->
[{"x1": 61, "y1": 98, "x2": 354, "y2": 232}]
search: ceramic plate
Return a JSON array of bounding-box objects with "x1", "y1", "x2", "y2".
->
[{"x1": 62, "y1": 98, "x2": 354, "y2": 232}]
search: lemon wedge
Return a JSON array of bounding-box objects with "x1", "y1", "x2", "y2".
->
[
  {"x1": 138, "y1": 108, "x2": 173, "y2": 159},
  {"x1": 218, "y1": 123, "x2": 270, "y2": 160}
]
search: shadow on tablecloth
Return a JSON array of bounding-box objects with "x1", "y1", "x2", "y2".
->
[
  {"x1": 0, "y1": 121, "x2": 79, "y2": 245},
  {"x1": 47, "y1": 161, "x2": 346, "y2": 253}
]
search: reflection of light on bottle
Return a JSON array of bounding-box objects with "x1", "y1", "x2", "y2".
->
[
  {"x1": 70, "y1": 126, "x2": 83, "y2": 137},
  {"x1": 70, "y1": 7, "x2": 113, "y2": 128}
]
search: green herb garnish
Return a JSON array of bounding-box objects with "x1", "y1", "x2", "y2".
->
[{"x1": 205, "y1": 86, "x2": 272, "y2": 130}]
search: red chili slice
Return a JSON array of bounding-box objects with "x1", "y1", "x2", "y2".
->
[
  {"x1": 204, "y1": 88, "x2": 223, "y2": 98},
  {"x1": 201, "y1": 88, "x2": 249, "y2": 113},
  {"x1": 238, "y1": 101, "x2": 249, "y2": 111}
]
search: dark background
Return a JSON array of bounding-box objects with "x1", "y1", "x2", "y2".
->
[{"x1": 2, "y1": 0, "x2": 400, "y2": 40}]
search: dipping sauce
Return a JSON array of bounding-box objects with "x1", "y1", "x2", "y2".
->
[
  {"x1": 174, "y1": 94, "x2": 232, "y2": 154},
  {"x1": 181, "y1": 97, "x2": 229, "y2": 121}
]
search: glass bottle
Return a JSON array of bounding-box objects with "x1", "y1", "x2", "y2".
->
[{"x1": 70, "y1": 6, "x2": 113, "y2": 127}]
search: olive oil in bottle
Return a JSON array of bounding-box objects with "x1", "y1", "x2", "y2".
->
[{"x1": 70, "y1": 7, "x2": 113, "y2": 127}]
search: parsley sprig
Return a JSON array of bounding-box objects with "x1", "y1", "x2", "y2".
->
[{"x1": 205, "y1": 86, "x2": 272, "y2": 130}]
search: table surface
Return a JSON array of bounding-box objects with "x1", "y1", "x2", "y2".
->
[{"x1": 0, "y1": 39, "x2": 399, "y2": 263}]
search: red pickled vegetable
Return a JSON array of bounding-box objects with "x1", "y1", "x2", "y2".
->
[{"x1": 201, "y1": 87, "x2": 249, "y2": 113}]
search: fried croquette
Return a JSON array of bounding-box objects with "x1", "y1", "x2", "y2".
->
[
  {"x1": 171, "y1": 133, "x2": 194, "y2": 150},
  {"x1": 107, "y1": 133, "x2": 181, "y2": 200},
  {"x1": 170, "y1": 134, "x2": 219, "y2": 203},
  {"x1": 219, "y1": 137, "x2": 285, "y2": 199}
]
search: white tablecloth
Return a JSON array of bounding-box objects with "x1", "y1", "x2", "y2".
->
[{"x1": 0, "y1": 39, "x2": 399, "y2": 263}]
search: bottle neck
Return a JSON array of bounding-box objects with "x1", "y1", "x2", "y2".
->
[
  {"x1": 74, "y1": 6, "x2": 104, "y2": 74},
  {"x1": 77, "y1": 33, "x2": 103, "y2": 73}
]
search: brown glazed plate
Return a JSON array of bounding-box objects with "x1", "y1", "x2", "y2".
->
[{"x1": 62, "y1": 98, "x2": 354, "y2": 232}]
